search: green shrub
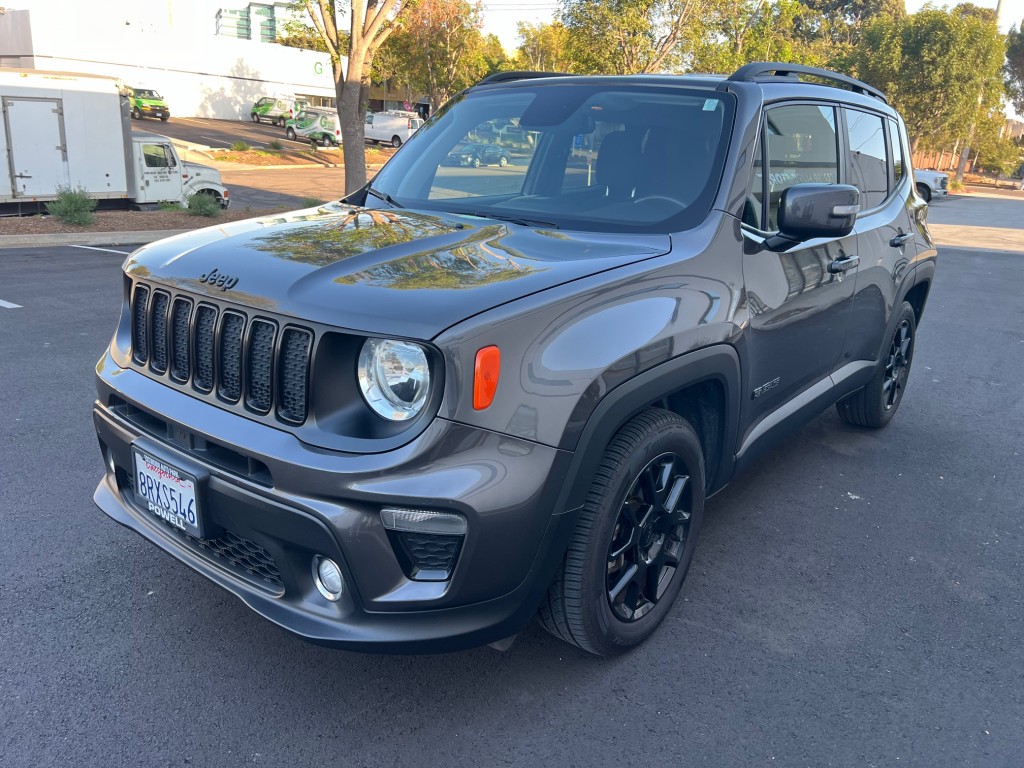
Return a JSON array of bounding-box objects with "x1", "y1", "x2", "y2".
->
[
  {"x1": 158, "y1": 201, "x2": 182, "y2": 212},
  {"x1": 300, "y1": 197, "x2": 326, "y2": 207},
  {"x1": 187, "y1": 192, "x2": 221, "y2": 218},
  {"x1": 267, "y1": 139, "x2": 284, "y2": 150},
  {"x1": 230, "y1": 140, "x2": 251, "y2": 151},
  {"x1": 46, "y1": 185, "x2": 97, "y2": 226}
]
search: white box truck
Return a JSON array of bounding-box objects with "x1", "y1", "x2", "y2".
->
[{"x1": 1, "y1": 69, "x2": 228, "y2": 211}]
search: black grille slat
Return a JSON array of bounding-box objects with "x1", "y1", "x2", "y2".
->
[
  {"x1": 278, "y1": 328, "x2": 312, "y2": 423},
  {"x1": 170, "y1": 298, "x2": 192, "y2": 382},
  {"x1": 130, "y1": 283, "x2": 314, "y2": 427},
  {"x1": 132, "y1": 285, "x2": 150, "y2": 363},
  {"x1": 193, "y1": 305, "x2": 217, "y2": 392},
  {"x1": 404, "y1": 533, "x2": 461, "y2": 571},
  {"x1": 246, "y1": 320, "x2": 276, "y2": 413},
  {"x1": 219, "y1": 312, "x2": 245, "y2": 402},
  {"x1": 150, "y1": 291, "x2": 170, "y2": 374}
]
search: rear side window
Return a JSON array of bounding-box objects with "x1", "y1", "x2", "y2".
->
[
  {"x1": 845, "y1": 109, "x2": 888, "y2": 209},
  {"x1": 762, "y1": 104, "x2": 839, "y2": 230},
  {"x1": 887, "y1": 119, "x2": 904, "y2": 185}
]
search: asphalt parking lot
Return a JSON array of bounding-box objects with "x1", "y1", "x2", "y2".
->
[{"x1": 1, "y1": 209, "x2": 1023, "y2": 765}]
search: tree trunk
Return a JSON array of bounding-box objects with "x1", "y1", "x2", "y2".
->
[{"x1": 338, "y1": 62, "x2": 368, "y2": 194}]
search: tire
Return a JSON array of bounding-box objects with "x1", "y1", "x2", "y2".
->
[
  {"x1": 251, "y1": 113, "x2": 260, "y2": 123},
  {"x1": 916, "y1": 182, "x2": 932, "y2": 203},
  {"x1": 277, "y1": 117, "x2": 285, "y2": 127},
  {"x1": 472, "y1": 157, "x2": 481, "y2": 168},
  {"x1": 131, "y1": 108, "x2": 141, "y2": 120},
  {"x1": 538, "y1": 408, "x2": 705, "y2": 656},
  {"x1": 285, "y1": 128, "x2": 296, "y2": 141},
  {"x1": 160, "y1": 116, "x2": 169, "y2": 122},
  {"x1": 498, "y1": 156, "x2": 508, "y2": 167},
  {"x1": 391, "y1": 135, "x2": 402, "y2": 148},
  {"x1": 320, "y1": 134, "x2": 331, "y2": 147},
  {"x1": 836, "y1": 300, "x2": 916, "y2": 429}
]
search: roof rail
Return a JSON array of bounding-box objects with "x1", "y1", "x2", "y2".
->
[
  {"x1": 476, "y1": 71, "x2": 569, "y2": 86},
  {"x1": 725, "y1": 62, "x2": 887, "y2": 104}
]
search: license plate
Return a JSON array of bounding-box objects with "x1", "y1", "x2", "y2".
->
[{"x1": 132, "y1": 448, "x2": 204, "y2": 538}]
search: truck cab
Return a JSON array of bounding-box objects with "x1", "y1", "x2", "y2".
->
[{"x1": 129, "y1": 133, "x2": 229, "y2": 208}]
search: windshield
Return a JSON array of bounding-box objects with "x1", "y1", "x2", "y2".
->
[
  {"x1": 135, "y1": 89, "x2": 160, "y2": 99},
  {"x1": 367, "y1": 83, "x2": 734, "y2": 233}
]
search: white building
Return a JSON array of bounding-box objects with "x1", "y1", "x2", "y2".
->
[{"x1": 0, "y1": 1, "x2": 341, "y2": 119}]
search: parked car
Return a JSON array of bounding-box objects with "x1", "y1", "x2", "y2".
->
[
  {"x1": 914, "y1": 169, "x2": 949, "y2": 202},
  {"x1": 92, "y1": 63, "x2": 936, "y2": 656},
  {"x1": 125, "y1": 86, "x2": 169, "y2": 122},
  {"x1": 444, "y1": 142, "x2": 511, "y2": 167},
  {"x1": 250, "y1": 95, "x2": 309, "y2": 126},
  {"x1": 364, "y1": 111, "x2": 423, "y2": 147},
  {"x1": 285, "y1": 109, "x2": 342, "y2": 146}
]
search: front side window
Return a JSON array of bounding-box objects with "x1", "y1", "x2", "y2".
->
[
  {"x1": 762, "y1": 104, "x2": 839, "y2": 231},
  {"x1": 142, "y1": 144, "x2": 175, "y2": 168},
  {"x1": 845, "y1": 109, "x2": 888, "y2": 209},
  {"x1": 367, "y1": 84, "x2": 736, "y2": 234}
]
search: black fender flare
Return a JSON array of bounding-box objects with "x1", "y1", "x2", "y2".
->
[{"x1": 553, "y1": 344, "x2": 741, "y2": 515}]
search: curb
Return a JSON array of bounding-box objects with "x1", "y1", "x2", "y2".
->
[{"x1": 0, "y1": 230, "x2": 190, "y2": 249}]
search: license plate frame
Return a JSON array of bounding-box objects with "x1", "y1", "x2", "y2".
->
[{"x1": 132, "y1": 446, "x2": 206, "y2": 539}]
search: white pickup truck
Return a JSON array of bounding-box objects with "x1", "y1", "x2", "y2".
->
[{"x1": 914, "y1": 169, "x2": 949, "y2": 202}]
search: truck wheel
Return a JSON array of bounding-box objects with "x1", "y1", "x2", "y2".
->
[
  {"x1": 131, "y1": 108, "x2": 141, "y2": 120},
  {"x1": 160, "y1": 116, "x2": 169, "y2": 122},
  {"x1": 286, "y1": 128, "x2": 296, "y2": 141},
  {"x1": 538, "y1": 408, "x2": 705, "y2": 656},
  {"x1": 391, "y1": 135, "x2": 402, "y2": 148},
  {"x1": 320, "y1": 135, "x2": 332, "y2": 147},
  {"x1": 836, "y1": 301, "x2": 916, "y2": 429},
  {"x1": 916, "y1": 182, "x2": 932, "y2": 203},
  {"x1": 251, "y1": 113, "x2": 260, "y2": 123}
]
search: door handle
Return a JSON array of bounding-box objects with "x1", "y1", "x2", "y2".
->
[
  {"x1": 828, "y1": 254, "x2": 860, "y2": 274},
  {"x1": 890, "y1": 232, "x2": 913, "y2": 247}
]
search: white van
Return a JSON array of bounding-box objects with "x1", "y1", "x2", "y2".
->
[{"x1": 364, "y1": 111, "x2": 423, "y2": 147}]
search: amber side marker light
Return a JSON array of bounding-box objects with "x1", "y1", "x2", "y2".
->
[{"x1": 473, "y1": 345, "x2": 500, "y2": 410}]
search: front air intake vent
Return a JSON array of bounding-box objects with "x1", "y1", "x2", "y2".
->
[
  {"x1": 245, "y1": 319, "x2": 276, "y2": 413},
  {"x1": 169, "y1": 297, "x2": 193, "y2": 383},
  {"x1": 131, "y1": 285, "x2": 150, "y2": 363},
  {"x1": 149, "y1": 291, "x2": 170, "y2": 374}
]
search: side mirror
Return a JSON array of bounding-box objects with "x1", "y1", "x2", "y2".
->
[{"x1": 762, "y1": 183, "x2": 860, "y2": 251}]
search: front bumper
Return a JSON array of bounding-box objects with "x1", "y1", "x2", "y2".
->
[{"x1": 93, "y1": 354, "x2": 575, "y2": 652}]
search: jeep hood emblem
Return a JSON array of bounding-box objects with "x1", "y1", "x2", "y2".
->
[{"x1": 198, "y1": 268, "x2": 238, "y2": 291}]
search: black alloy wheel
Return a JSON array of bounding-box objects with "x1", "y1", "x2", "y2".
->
[
  {"x1": 836, "y1": 300, "x2": 917, "y2": 428},
  {"x1": 882, "y1": 317, "x2": 913, "y2": 412},
  {"x1": 606, "y1": 452, "x2": 693, "y2": 621},
  {"x1": 539, "y1": 408, "x2": 705, "y2": 655}
]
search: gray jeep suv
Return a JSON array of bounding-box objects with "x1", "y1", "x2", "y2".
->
[{"x1": 93, "y1": 63, "x2": 936, "y2": 655}]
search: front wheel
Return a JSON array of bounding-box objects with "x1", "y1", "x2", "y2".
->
[
  {"x1": 837, "y1": 300, "x2": 916, "y2": 428},
  {"x1": 285, "y1": 127, "x2": 296, "y2": 141},
  {"x1": 539, "y1": 408, "x2": 705, "y2": 656},
  {"x1": 916, "y1": 182, "x2": 932, "y2": 203},
  {"x1": 251, "y1": 113, "x2": 260, "y2": 123},
  {"x1": 160, "y1": 115, "x2": 169, "y2": 122},
  {"x1": 131, "y1": 108, "x2": 141, "y2": 120},
  {"x1": 498, "y1": 156, "x2": 508, "y2": 167}
]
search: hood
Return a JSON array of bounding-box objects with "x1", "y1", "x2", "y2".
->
[
  {"x1": 125, "y1": 203, "x2": 672, "y2": 339},
  {"x1": 182, "y1": 161, "x2": 222, "y2": 182}
]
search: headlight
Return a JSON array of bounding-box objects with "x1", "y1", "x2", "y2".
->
[{"x1": 357, "y1": 338, "x2": 430, "y2": 421}]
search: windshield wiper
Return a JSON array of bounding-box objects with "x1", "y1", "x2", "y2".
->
[
  {"x1": 466, "y1": 211, "x2": 559, "y2": 229},
  {"x1": 365, "y1": 186, "x2": 403, "y2": 208}
]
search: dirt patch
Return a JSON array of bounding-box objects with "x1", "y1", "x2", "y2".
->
[
  {"x1": 207, "y1": 146, "x2": 396, "y2": 167},
  {"x1": 0, "y1": 207, "x2": 285, "y2": 236}
]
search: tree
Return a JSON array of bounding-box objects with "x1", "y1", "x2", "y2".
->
[
  {"x1": 1007, "y1": 23, "x2": 1024, "y2": 115},
  {"x1": 559, "y1": 0, "x2": 704, "y2": 74},
  {"x1": 301, "y1": 0, "x2": 406, "y2": 194},
  {"x1": 514, "y1": 21, "x2": 572, "y2": 72},
  {"x1": 378, "y1": 0, "x2": 493, "y2": 113},
  {"x1": 853, "y1": 7, "x2": 1006, "y2": 157}
]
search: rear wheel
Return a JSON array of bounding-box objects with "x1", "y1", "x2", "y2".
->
[
  {"x1": 916, "y1": 182, "x2": 932, "y2": 203},
  {"x1": 837, "y1": 301, "x2": 916, "y2": 428},
  {"x1": 391, "y1": 135, "x2": 402, "y2": 148},
  {"x1": 320, "y1": 134, "x2": 332, "y2": 147},
  {"x1": 539, "y1": 408, "x2": 705, "y2": 656},
  {"x1": 131, "y1": 108, "x2": 141, "y2": 120},
  {"x1": 472, "y1": 157, "x2": 481, "y2": 168},
  {"x1": 160, "y1": 115, "x2": 169, "y2": 122},
  {"x1": 498, "y1": 156, "x2": 508, "y2": 167},
  {"x1": 251, "y1": 113, "x2": 260, "y2": 123}
]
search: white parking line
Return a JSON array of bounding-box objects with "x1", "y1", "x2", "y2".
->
[
  {"x1": 71, "y1": 245, "x2": 131, "y2": 255},
  {"x1": 0, "y1": 299, "x2": 22, "y2": 309},
  {"x1": 200, "y1": 135, "x2": 231, "y2": 147}
]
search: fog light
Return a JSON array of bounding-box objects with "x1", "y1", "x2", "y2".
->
[{"x1": 312, "y1": 556, "x2": 344, "y2": 602}]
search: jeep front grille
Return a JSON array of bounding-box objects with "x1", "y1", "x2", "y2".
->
[{"x1": 129, "y1": 283, "x2": 313, "y2": 424}]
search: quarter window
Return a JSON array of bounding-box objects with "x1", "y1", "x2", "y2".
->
[
  {"x1": 845, "y1": 109, "x2": 889, "y2": 209},
  {"x1": 887, "y1": 119, "x2": 904, "y2": 185},
  {"x1": 763, "y1": 105, "x2": 839, "y2": 230}
]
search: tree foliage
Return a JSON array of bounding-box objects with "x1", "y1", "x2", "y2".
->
[
  {"x1": 514, "y1": 21, "x2": 572, "y2": 72},
  {"x1": 1007, "y1": 23, "x2": 1024, "y2": 115}
]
